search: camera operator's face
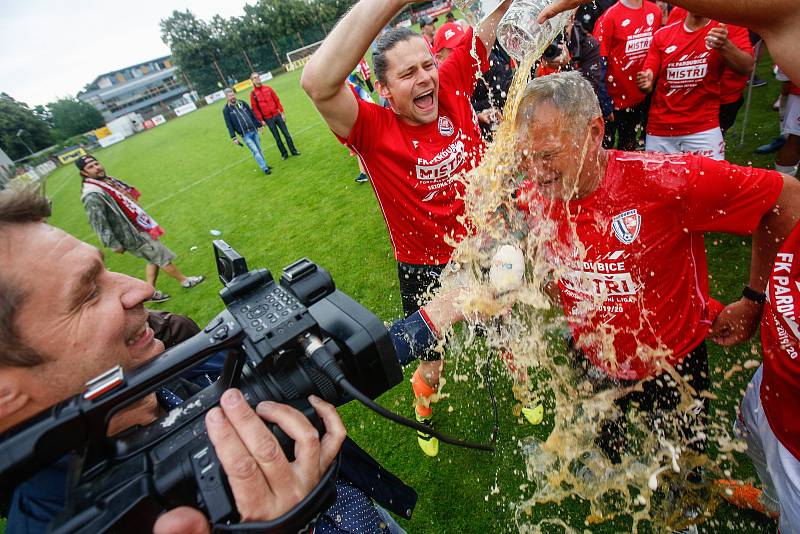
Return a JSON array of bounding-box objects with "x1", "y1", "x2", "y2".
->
[{"x1": 0, "y1": 223, "x2": 163, "y2": 429}]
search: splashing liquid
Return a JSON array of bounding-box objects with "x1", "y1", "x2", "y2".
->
[{"x1": 421, "y1": 21, "x2": 751, "y2": 533}]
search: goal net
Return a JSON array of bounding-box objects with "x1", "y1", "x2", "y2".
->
[{"x1": 285, "y1": 40, "x2": 324, "y2": 71}]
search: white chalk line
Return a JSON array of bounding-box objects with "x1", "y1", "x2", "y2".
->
[{"x1": 77, "y1": 121, "x2": 323, "y2": 242}]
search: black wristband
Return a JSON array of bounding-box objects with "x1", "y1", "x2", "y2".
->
[{"x1": 742, "y1": 286, "x2": 766, "y2": 304}]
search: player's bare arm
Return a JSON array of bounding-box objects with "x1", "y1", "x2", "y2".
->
[
  {"x1": 538, "y1": 0, "x2": 800, "y2": 84},
  {"x1": 476, "y1": 0, "x2": 513, "y2": 52},
  {"x1": 301, "y1": 0, "x2": 412, "y2": 139},
  {"x1": 710, "y1": 176, "x2": 800, "y2": 346}
]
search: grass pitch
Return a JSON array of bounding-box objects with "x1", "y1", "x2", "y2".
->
[{"x1": 36, "y1": 55, "x2": 788, "y2": 533}]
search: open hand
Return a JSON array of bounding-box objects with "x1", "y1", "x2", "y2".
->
[{"x1": 537, "y1": 0, "x2": 591, "y2": 24}]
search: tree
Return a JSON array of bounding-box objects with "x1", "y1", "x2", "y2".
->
[
  {"x1": 0, "y1": 93, "x2": 53, "y2": 160},
  {"x1": 47, "y1": 98, "x2": 105, "y2": 141},
  {"x1": 160, "y1": 10, "x2": 224, "y2": 95},
  {"x1": 160, "y1": 1, "x2": 359, "y2": 95}
]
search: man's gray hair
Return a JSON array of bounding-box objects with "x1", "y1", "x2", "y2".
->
[
  {"x1": 515, "y1": 71, "x2": 602, "y2": 132},
  {"x1": 224, "y1": 87, "x2": 235, "y2": 95}
]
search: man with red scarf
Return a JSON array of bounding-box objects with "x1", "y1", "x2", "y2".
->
[{"x1": 77, "y1": 155, "x2": 204, "y2": 302}]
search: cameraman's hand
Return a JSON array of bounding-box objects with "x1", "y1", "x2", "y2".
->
[
  {"x1": 232, "y1": 137, "x2": 241, "y2": 146},
  {"x1": 153, "y1": 389, "x2": 346, "y2": 534}
]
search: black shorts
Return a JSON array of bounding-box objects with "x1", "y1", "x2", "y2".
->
[
  {"x1": 570, "y1": 339, "x2": 709, "y2": 463},
  {"x1": 398, "y1": 261, "x2": 445, "y2": 361},
  {"x1": 719, "y1": 97, "x2": 744, "y2": 134}
]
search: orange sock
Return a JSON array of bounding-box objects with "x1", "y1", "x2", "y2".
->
[{"x1": 412, "y1": 367, "x2": 436, "y2": 418}]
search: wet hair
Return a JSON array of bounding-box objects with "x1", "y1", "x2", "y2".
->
[
  {"x1": 372, "y1": 27, "x2": 425, "y2": 85},
  {"x1": 515, "y1": 71, "x2": 601, "y2": 133},
  {"x1": 0, "y1": 188, "x2": 51, "y2": 367}
]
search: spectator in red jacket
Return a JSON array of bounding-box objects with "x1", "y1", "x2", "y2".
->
[{"x1": 249, "y1": 73, "x2": 301, "y2": 160}]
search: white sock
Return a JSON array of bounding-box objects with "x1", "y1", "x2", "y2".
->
[{"x1": 775, "y1": 163, "x2": 799, "y2": 177}]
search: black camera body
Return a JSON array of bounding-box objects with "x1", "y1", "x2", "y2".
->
[
  {"x1": 0, "y1": 241, "x2": 402, "y2": 533},
  {"x1": 542, "y1": 34, "x2": 565, "y2": 62}
]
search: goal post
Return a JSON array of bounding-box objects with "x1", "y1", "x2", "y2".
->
[{"x1": 285, "y1": 40, "x2": 324, "y2": 71}]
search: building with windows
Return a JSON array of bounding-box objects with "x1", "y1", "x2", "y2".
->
[{"x1": 78, "y1": 56, "x2": 191, "y2": 121}]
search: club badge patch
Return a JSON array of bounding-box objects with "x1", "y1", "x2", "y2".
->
[
  {"x1": 646, "y1": 13, "x2": 654, "y2": 26},
  {"x1": 612, "y1": 209, "x2": 641, "y2": 245},
  {"x1": 438, "y1": 116, "x2": 454, "y2": 137}
]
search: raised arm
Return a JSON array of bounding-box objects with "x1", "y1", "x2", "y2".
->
[
  {"x1": 538, "y1": 0, "x2": 800, "y2": 83},
  {"x1": 300, "y1": 0, "x2": 409, "y2": 138},
  {"x1": 476, "y1": 0, "x2": 513, "y2": 53}
]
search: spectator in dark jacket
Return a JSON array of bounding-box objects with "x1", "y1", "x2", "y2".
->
[
  {"x1": 534, "y1": 20, "x2": 614, "y2": 120},
  {"x1": 222, "y1": 88, "x2": 271, "y2": 175},
  {"x1": 471, "y1": 42, "x2": 515, "y2": 141}
]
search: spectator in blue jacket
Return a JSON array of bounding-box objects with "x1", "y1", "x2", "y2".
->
[{"x1": 222, "y1": 88, "x2": 271, "y2": 175}]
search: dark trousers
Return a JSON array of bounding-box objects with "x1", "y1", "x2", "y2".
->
[
  {"x1": 604, "y1": 98, "x2": 650, "y2": 151},
  {"x1": 264, "y1": 115, "x2": 297, "y2": 157},
  {"x1": 719, "y1": 97, "x2": 744, "y2": 135},
  {"x1": 570, "y1": 340, "x2": 710, "y2": 464},
  {"x1": 397, "y1": 261, "x2": 445, "y2": 362}
]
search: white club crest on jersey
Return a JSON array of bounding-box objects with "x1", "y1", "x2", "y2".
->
[
  {"x1": 612, "y1": 209, "x2": 642, "y2": 245},
  {"x1": 646, "y1": 13, "x2": 654, "y2": 26},
  {"x1": 438, "y1": 116, "x2": 454, "y2": 137}
]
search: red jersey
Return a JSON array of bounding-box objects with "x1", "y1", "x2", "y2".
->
[
  {"x1": 250, "y1": 85, "x2": 284, "y2": 121},
  {"x1": 664, "y1": 9, "x2": 752, "y2": 104},
  {"x1": 340, "y1": 29, "x2": 488, "y2": 265},
  {"x1": 595, "y1": 1, "x2": 662, "y2": 110},
  {"x1": 542, "y1": 151, "x2": 782, "y2": 380},
  {"x1": 643, "y1": 19, "x2": 727, "y2": 136},
  {"x1": 761, "y1": 223, "x2": 800, "y2": 461},
  {"x1": 665, "y1": 6, "x2": 687, "y2": 25}
]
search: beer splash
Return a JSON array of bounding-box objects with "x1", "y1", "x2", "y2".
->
[{"x1": 422, "y1": 28, "x2": 760, "y2": 533}]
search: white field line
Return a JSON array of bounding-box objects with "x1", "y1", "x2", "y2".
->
[{"x1": 77, "y1": 121, "x2": 323, "y2": 242}]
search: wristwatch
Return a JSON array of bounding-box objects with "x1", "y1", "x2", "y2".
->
[{"x1": 742, "y1": 286, "x2": 766, "y2": 304}]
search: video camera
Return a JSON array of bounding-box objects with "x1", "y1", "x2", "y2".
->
[
  {"x1": 542, "y1": 34, "x2": 565, "y2": 62},
  {"x1": 0, "y1": 241, "x2": 402, "y2": 533}
]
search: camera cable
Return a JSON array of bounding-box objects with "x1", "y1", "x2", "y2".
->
[{"x1": 300, "y1": 334, "x2": 499, "y2": 452}]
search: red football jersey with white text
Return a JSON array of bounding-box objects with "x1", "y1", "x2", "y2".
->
[
  {"x1": 760, "y1": 223, "x2": 800, "y2": 461},
  {"x1": 595, "y1": 0, "x2": 662, "y2": 110},
  {"x1": 543, "y1": 151, "x2": 782, "y2": 380},
  {"x1": 643, "y1": 20, "x2": 727, "y2": 136},
  {"x1": 341, "y1": 29, "x2": 488, "y2": 265},
  {"x1": 665, "y1": 9, "x2": 753, "y2": 104}
]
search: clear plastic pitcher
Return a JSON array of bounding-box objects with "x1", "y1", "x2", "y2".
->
[
  {"x1": 496, "y1": 0, "x2": 574, "y2": 62},
  {"x1": 452, "y1": 0, "x2": 507, "y2": 26}
]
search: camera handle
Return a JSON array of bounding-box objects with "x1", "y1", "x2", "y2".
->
[{"x1": 211, "y1": 455, "x2": 340, "y2": 533}]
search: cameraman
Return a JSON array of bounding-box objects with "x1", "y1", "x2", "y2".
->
[
  {"x1": 534, "y1": 18, "x2": 614, "y2": 123},
  {"x1": 0, "y1": 189, "x2": 469, "y2": 533},
  {"x1": 0, "y1": 190, "x2": 346, "y2": 533}
]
